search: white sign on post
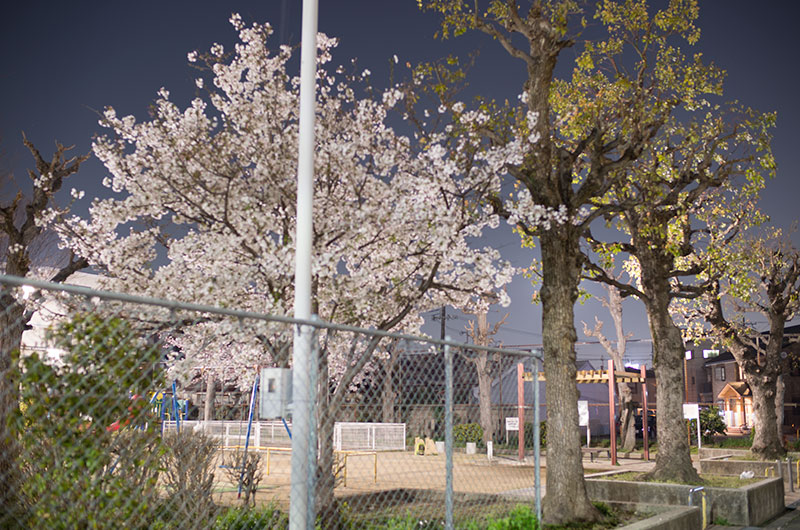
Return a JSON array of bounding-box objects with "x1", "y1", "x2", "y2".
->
[
  {"x1": 578, "y1": 400, "x2": 589, "y2": 427},
  {"x1": 505, "y1": 416, "x2": 520, "y2": 446},
  {"x1": 683, "y1": 403, "x2": 702, "y2": 450},
  {"x1": 578, "y1": 400, "x2": 590, "y2": 447}
]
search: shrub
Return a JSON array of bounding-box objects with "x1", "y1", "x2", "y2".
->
[
  {"x1": 160, "y1": 430, "x2": 219, "y2": 525},
  {"x1": 454, "y1": 423, "x2": 483, "y2": 444},
  {"x1": 220, "y1": 450, "x2": 263, "y2": 507},
  {"x1": 483, "y1": 504, "x2": 538, "y2": 530},
  {"x1": 689, "y1": 406, "x2": 727, "y2": 443},
  {"x1": 14, "y1": 313, "x2": 164, "y2": 528},
  {"x1": 213, "y1": 505, "x2": 288, "y2": 530},
  {"x1": 524, "y1": 421, "x2": 547, "y2": 447}
]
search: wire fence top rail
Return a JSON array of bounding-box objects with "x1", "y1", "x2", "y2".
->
[{"x1": 0, "y1": 274, "x2": 540, "y2": 359}]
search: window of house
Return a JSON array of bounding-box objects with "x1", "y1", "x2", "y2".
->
[
  {"x1": 703, "y1": 349, "x2": 720, "y2": 359},
  {"x1": 691, "y1": 376, "x2": 695, "y2": 385},
  {"x1": 685, "y1": 350, "x2": 692, "y2": 360},
  {"x1": 716, "y1": 366, "x2": 726, "y2": 381},
  {"x1": 706, "y1": 371, "x2": 712, "y2": 382}
]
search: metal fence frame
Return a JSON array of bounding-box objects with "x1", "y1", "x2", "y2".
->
[{"x1": 0, "y1": 274, "x2": 543, "y2": 529}]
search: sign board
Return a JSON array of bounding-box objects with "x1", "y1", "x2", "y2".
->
[
  {"x1": 505, "y1": 416, "x2": 520, "y2": 432},
  {"x1": 682, "y1": 403, "x2": 699, "y2": 420},
  {"x1": 578, "y1": 400, "x2": 589, "y2": 427}
]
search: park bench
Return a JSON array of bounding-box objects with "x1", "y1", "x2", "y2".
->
[{"x1": 582, "y1": 447, "x2": 611, "y2": 462}]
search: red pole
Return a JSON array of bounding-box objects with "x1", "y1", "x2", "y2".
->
[
  {"x1": 608, "y1": 359, "x2": 617, "y2": 465},
  {"x1": 517, "y1": 363, "x2": 525, "y2": 462},
  {"x1": 641, "y1": 365, "x2": 649, "y2": 461}
]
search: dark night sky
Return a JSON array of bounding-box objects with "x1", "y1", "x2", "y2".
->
[{"x1": 1, "y1": 1, "x2": 798, "y2": 363}]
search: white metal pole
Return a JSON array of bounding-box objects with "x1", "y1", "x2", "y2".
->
[{"x1": 290, "y1": 0, "x2": 318, "y2": 528}]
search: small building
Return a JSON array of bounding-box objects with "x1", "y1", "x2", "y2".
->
[{"x1": 715, "y1": 382, "x2": 752, "y2": 428}]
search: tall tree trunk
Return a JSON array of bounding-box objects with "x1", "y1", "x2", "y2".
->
[
  {"x1": 381, "y1": 353, "x2": 397, "y2": 424},
  {"x1": 642, "y1": 291, "x2": 700, "y2": 482},
  {"x1": 776, "y1": 374, "x2": 785, "y2": 446},
  {"x1": 203, "y1": 373, "x2": 216, "y2": 422},
  {"x1": 0, "y1": 289, "x2": 25, "y2": 523},
  {"x1": 540, "y1": 230, "x2": 599, "y2": 524},
  {"x1": 476, "y1": 352, "x2": 494, "y2": 444},
  {"x1": 314, "y1": 344, "x2": 344, "y2": 529},
  {"x1": 618, "y1": 385, "x2": 636, "y2": 452},
  {"x1": 745, "y1": 369, "x2": 784, "y2": 459}
]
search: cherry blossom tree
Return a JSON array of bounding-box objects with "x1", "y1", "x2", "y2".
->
[{"x1": 53, "y1": 15, "x2": 519, "y2": 524}]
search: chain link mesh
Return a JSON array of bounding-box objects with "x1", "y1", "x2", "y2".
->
[{"x1": 0, "y1": 277, "x2": 542, "y2": 529}]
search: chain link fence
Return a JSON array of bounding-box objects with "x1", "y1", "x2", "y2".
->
[{"x1": 0, "y1": 275, "x2": 542, "y2": 529}]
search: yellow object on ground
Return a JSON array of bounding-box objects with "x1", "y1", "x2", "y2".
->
[
  {"x1": 425, "y1": 437, "x2": 438, "y2": 455},
  {"x1": 414, "y1": 437, "x2": 425, "y2": 455}
]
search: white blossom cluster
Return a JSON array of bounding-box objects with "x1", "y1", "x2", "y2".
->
[
  {"x1": 55, "y1": 16, "x2": 517, "y2": 388},
  {"x1": 505, "y1": 188, "x2": 569, "y2": 231}
]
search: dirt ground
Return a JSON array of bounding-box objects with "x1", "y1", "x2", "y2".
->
[{"x1": 212, "y1": 448, "x2": 613, "y2": 510}]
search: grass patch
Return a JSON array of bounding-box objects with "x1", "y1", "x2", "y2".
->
[
  {"x1": 602, "y1": 472, "x2": 762, "y2": 487},
  {"x1": 704, "y1": 437, "x2": 752, "y2": 449}
]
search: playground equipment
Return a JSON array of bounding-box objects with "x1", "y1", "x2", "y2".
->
[{"x1": 238, "y1": 372, "x2": 260, "y2": 498}]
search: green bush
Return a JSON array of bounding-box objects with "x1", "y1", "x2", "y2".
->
[
  {"x1": 213, "y1": 505, "x2": 288, "y2": 529},
  {"x1": 454, "y1": 423, "x2": 483, "y2": 444},
  {"x1": 14, "y1": 313, "x2": 164, "y2": 528},
  {"x1": 524, "y1": 421, "x2": 547, "y2": 447},
  {"x1": 481, "y1": 505, "x2": 538, "y2": 530},
  {"x1": 689, "y1": 406, "x2": 727, "y2": 444}
]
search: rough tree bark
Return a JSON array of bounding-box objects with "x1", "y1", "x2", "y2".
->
[
  {"x1": 540, "y1": 229, "x2": 600, "y2": 522},
  {"x1": 637, "y1": 238, "x2": 700, "y2": 482},
  {"x1": 776, "y1": 374, "x2": 785, "y2": 445}
]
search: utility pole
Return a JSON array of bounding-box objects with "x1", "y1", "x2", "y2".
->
[{"x1": 440, "y1": 306, "x2": 446, "y2": 345}]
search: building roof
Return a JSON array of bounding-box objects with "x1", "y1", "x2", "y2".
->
[
  {"x1": 718, "y1": 382, "x2": 751, "y2": 399},
  {"x1": 704, "y1": 351, "x2": 735, "y2": 366}
]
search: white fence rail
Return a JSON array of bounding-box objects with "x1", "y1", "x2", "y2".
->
[
  {"x1": 163, "y1": 420, "x2": 406, "y2": 451},
  {"x1": 333, "y1": 422, "x2": 406, "y2": 451}
]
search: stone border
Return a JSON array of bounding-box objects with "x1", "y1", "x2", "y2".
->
[
  {"x1": 586, "y1": 474, "x2": 784, "y2": 526},
  {"x1": 618, "y1": 505, "x2": 701, "y2": 530}
]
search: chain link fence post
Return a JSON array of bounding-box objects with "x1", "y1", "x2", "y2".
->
[{"x1": 444, "y1": 337, "x2": 454, "y2": 530}]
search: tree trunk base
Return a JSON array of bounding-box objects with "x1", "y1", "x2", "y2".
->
[
  {"x1": 543, "y1": 494, "x2": 601, "y2": 526},
  {"x1": 642, "y1": 462, "x2": 701, "y2": 484}
]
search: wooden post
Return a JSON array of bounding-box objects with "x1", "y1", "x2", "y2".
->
[
  {"x1": 517, "y1": 363, "x2": 525, "y2": 462},
  {"x1": 608, "y1": 359, "x2": 617, "y2": 465},
  {"x1": 641, "y1": 365, "x2": 649, "y2": 461}
]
